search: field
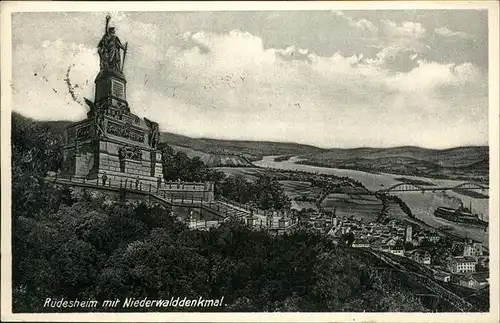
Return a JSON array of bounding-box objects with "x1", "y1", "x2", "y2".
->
[
  {"x1": 170, "y1": 145, "x2": 253, "y2": 167},
  {"x1": 279, "y1": 180, "x2": 322, "y2": 200},
  {"x1": 214, "y1": 168, "x2": 374, "y2": 214},
  {"x1": 214, "y1": 166, "x2": 315, "y2": 180},
  {"x1": 321, "y1": 193, "x2": 382, "y2": 223},
  {"x1": 214, "y1": 167, "x2": 265, "y2": 181}
]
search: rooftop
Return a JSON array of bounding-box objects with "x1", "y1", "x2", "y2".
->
[
  {"x1": 460, "y1": 273, "x2": 488, "y2": 284},
  {"x1": 434, "y1": 271, "x2": 451, "y2": 278},
  {"x1": 408, "y1": 249, "x2": 431, "y2": 256},
  {"x1": 472, "y1": 272, "x2": 489, "y2": 282},
  {"x1": 453, "y1": 256, "x2": 477, "y2": 263},
  {"x1": 353, "y1": 239, "x2": 370, "y2": 245}
]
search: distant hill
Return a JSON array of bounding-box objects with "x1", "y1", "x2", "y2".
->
[
  {"x1": 297, "y1": 146, "x2": 489, "y2": 181},
  {"x1": 165, "y1": 144, "x2": 255, "y2": 167},
  {"x1": 160, "y1": 132, "x2": 325, "y2": 166},
  {"x1": 13, "y1": 112, "x2": 73, "y2": 139},
  {"x1": 457, "y1": 159, "x2": 489, "y2": 171},
  {"x1": 12, "y1": 112, "x2": 489, "y2": 175},
  {"x1": 12, "y1": 113, "x2": 324, "y2": 167},
  {"x1": 304, "y1": 146, "x2": 489, "y2": 168}
]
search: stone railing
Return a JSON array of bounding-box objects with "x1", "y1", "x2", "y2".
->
[
  {"x1": 46, "y1": 173, "x2": 298, "y2": 233},
  {"x1": 217, "y1": 196, "x2": 267, "y2": 217},
  {"x1": 47, "y1": 173, "x2": 211, "y2": 204},
  {"x1": 160, "y1": 182, "x2": 209, "y2": 191}
]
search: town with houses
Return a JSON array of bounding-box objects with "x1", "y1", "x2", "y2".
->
[
  {"x1": 298, "y1": 211, "x2": 489, "y2": 291},
  {"x1": 184, "y1": 192, "x2": 489, "y2": 293}
]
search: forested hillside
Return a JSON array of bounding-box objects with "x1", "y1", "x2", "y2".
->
[{"x1": 11, "y1": 111, "x2": 440, "y2": 312}]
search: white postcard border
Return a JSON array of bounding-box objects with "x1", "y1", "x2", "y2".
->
[{"x1": 1, "y1": 1, "x2": 499, "y2": 322}]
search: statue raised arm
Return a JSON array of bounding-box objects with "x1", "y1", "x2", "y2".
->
[
  {"x1": 97, "y1": 15, "x2": 127, "y2": 72},
  {"x1": 105, "y1": 14, "x2": 110, "y2": 34}
]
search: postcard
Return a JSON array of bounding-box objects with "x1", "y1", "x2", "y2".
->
[{"x1": 1, "y1": 1, "x2": 499, "y2": 322}]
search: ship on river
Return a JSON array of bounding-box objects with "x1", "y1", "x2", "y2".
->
[{"x1": 434, "y1": 203, "x2": 488, "y2": 229}]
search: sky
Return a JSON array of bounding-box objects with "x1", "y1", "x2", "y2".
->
[{"x1": 11, "y1": 10, "x2": 489, "y2": 148}]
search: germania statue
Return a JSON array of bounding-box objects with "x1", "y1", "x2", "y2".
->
[{"x1": 97, "y1": 15, "x2": 128, "y2": 73}]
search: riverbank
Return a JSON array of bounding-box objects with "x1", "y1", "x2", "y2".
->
[
  {"x1": 295, "y1": 147, "x2": 488, "y2": 184},
  {"x1": 253, "y1": 156, "x2": 489, "y2": 247}
]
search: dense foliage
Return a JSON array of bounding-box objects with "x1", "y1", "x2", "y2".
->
[
  {"x1": 375, "y1": 193, "x2": 414, "y2": 220},
  {"x1": 273, "y1": 155, "x2": 292, "y2": 162},
  {"x1": 160, "y1": 145, "x2": 225, "y2": 183},
  {"x1": 217, "y1": 174, "x2": 291, "y2": 210},
  {"x1": 11, "y1": 112, "x2": 436, "y2": 313},
  {"x1": 13, "y1": 190, "x2": 432, "y2": 312}
]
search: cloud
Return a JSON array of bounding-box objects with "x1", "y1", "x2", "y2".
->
[
  {"x1": 275, "y1": 46, "x2": 310, "y2": 60},
  {"x1": 381, "y1": 19, "x2": 426, "y2": 39},
  {"x1": 435, "y1": 27, "x2": 474, "y2": 39},
  {"x1": 328, "y1": 14, "x2": 429, "y2": 70},
  {"x1": 384, "y1": 60, "x2": 484, "y2": 93},
  {"x1": 332, "y1": 10, "x2": 378, "y2": 34},
  {"x1": 11, "y1": 14, "x2": 488, "y2": 148},
  {"x1": 364, "y1": 19, "x2": 430, "y2": 69}
]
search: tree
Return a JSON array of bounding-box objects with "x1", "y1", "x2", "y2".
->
[
  {"x1": 51, "y1": 238, "x2": 100, "y2": 299},
  {"x1": 376, "y1": 291, "x2": 428, "y2": 312},
  {"x1": 253, "y1": 175, "x2": 291, "y2": 211},
  {"x1": 218, "y1": 174, "x2": 254, "y2": 204},
  {"x1": 160, "y1": 144, "x2": 215, "y2": 183},
  {"x1": 340, "y1": 231, "x2": 355, "y2": 247}
]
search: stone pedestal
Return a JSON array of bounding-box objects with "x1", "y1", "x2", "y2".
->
[{"x1": 61, "y1": 128, "x2": 164, "y2": 187}]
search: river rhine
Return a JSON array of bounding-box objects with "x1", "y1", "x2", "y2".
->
[{"x1": 254, "y1": 156, "x2": 489, "y2": 246}]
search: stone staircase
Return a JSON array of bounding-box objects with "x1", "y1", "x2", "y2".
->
[
  {"x1": 47, "y1": 174, "x2": 257, "y2": 223},
  {"x1": 46, "y1": 174, "x2": 297, "y2": 233}
]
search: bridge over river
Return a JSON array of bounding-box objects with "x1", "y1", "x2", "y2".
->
[{"x1": 378, "y1": 182, "x2": 489, "y2": 194}]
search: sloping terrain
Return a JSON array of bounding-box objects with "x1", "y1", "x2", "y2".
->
[
  {"x1": 161, "y1": 132, "x2": 325, "y2": 161},
  {"x1": 305, "y1": 146, "x2": 488, "y2": 168},
  {"x1": 160, "y1": 132, "x2": 326, "y2": 166},
  {"x1": 298, "y1": 146, "x2": 489, "y2": 181},
  {"x1": 13, "y1": 112, "x2": 488, "y2": 174},
  {"x1": 169, "y1": 144, "x2": 254, "y2": 167},
  {"x1": 13, "y1": 113, "x2": 254, "y2": 167},
  {"x1": 13, "y1": 112, "x2": 72, "y2": 141}
]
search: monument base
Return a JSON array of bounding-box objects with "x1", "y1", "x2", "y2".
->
[{"x1": 61, "y1": 134, "x2": 164, "y2": 188}]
